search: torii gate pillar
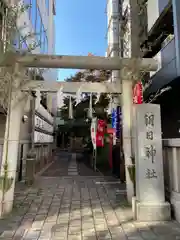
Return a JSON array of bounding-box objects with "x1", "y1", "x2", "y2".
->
[{"x1": 121, "y1": 80, "x2": 134, "y2": 202}]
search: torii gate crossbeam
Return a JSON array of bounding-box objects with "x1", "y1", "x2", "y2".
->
[
  {"x1": 0, "y1": 53, "x2": 158, "y2": 71},
  {"x1": 20, "y1": 81, "x2": 121, "y2": 93}
]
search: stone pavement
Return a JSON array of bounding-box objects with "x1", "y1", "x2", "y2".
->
[
  {"x1": 1, "y1": 152, "x2": 180, "y2": 239},
  {"x1": 68, "y1": 153, "x2": 78, "y2": 176},
  {"x1": 42, "y1": 152, "x2": 71, "y2": 176}
]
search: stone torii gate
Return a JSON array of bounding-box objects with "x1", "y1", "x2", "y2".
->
[{"x1": 0, "y1": 53, "x2": 158, "y2": 215}]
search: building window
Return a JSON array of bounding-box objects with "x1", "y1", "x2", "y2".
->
[{"x1": 23, "y1": 0, "x2": 48, "y2": 53}]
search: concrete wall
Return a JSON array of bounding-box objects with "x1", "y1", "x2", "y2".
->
[
  {"x1": 0, "y1": 115, "x2": 6, "y2": 139},
  {"x1": 16, "y1": 95, "x2": 33, "y2": 181},
  {"x1": 19, "y1": 97, "x2": 33, "y2": 141}
]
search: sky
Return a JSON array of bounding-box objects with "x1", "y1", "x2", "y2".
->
[{"x1": 54, "y1": 0, "x2": 107, "y2": 81}]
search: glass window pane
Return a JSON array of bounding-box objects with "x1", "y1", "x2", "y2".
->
[
  {"x1": 21, "y1": 41, "x2": 28, "y2": 50},
  {"x1": 40, "y1": 23, "x2": 43, "y2": 49},
  {"x1": 31, "y1": 0, "x2": 36, "y2": 31},
  {"x1": 46, "y1": 0, "x2": 49, "y2": 14},
  {"x1": 24, "y1": 0, "x2": 31, "y2": 3},
  {"x1": 40, "y1": 26, "x2": 45, "y2": 53},
  {"x1": 45, "y1": 36, "x2": 48, "y2": 53}
]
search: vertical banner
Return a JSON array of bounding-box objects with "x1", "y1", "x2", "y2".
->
[
  {"x1": 116, "y1": 106, "x2": 121, "y2": 139},
  {"x1": 133, "y1": 81, "x2": 143, "y2": 104},
  {"x1": 111, "y1": 108, "x2": 116, "y2": 129},
  {"x1": 96, "y1": 120, "x2": 106, "y2": 147},
  {"x1": 90, "y1": 118, "x2": 97, "y2": 149}
]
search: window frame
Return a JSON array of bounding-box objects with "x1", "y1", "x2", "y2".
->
[{"x1": 36, "y1": 7, "x2": 42, "y2": 44}]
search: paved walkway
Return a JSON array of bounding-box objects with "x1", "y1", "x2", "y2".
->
[{"x1": 1, "y1": 152, "x2": 180, "y2": 239}]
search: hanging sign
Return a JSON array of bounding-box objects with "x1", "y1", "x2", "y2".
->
[
  {"x1": 34, "y1": 112, "x2": 54, "y2": 143},
  {"x1": 90, "y1": 118, "x2": 97, "y2": 149},
  {"x1": 133, "y1": 81, "x2": 143, "y2": 104},
  {"x1": 35, "y1": 115, "x2": 53, "y2": 133}
]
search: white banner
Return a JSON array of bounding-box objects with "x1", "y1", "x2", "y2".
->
[{"x1": 90, "y1": 118, "x2": 97, "y2": 149}]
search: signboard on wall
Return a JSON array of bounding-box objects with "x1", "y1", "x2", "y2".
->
[
  {"x1": 35, "y1": 115, "x2": 53, "y2": 133},
  {"x1": 34, "y1": 131, "x2": 53, "y2": 143},
  {"x1": 34, "y1": 112, "x2": 54, "y2": 143}
]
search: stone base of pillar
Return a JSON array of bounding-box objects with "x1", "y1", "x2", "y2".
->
[
  {"x1": 2, "y1": 200, "x2": 13, "y2": 216},
  {"x1": 136, "y1": 201, "x2": 171, "y2": 221},
  {"x1": 0, "y1": 200, "x2": 13, "y2": 217}
]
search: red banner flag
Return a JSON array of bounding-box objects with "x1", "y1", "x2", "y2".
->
[
  {"x1": 96, "y1": 120, "x2": 106, "y2": 147},
  {"x1": 133, "y1": 81, "x2": 143, "y2": 104}
]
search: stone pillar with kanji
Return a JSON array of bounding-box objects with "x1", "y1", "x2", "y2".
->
[{"x1": 133, "y1": 104, "x2": 171, "y2": 221}]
